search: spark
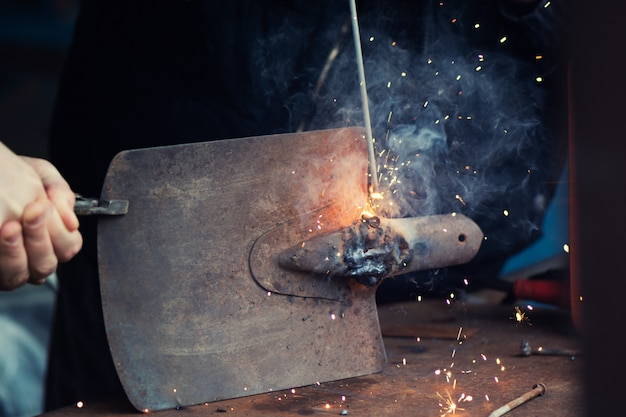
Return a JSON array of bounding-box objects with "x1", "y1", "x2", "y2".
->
[
  {"x1": 499, "y1": 36, "x2": 507, "y2": 44},
  {"x1": 563, "y1": 243, "x2": 570, "y2": 253},
  {"x1": 330, "y1": 313, "x2": 336, "y2": 320},
  {"x1": 76, "y1": 401, "x2": 84, "y2": 409},
  {"x1": 369, "y1": 36, "x2": 374, "y2": 42},
  {"x1": 474, "y1": 22, "x2": 480, "y2": 29},
  {"x1": 511, "y1": 306, "x2": 532, "y2": 326},
  {"x1": 455, "y1": 194, "x2": 466, "y2": 205},
  {"x1": 437, "y1": 391, "x2": 465, "y2": 415},
  {"x1": 536, "y1": 76, "x2": 543, "y2": 83}
]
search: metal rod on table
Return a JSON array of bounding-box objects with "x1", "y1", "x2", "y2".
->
[
  {"x1": 349, "y1": 0, "x2": 379, "y2": 193},
  {"x1": 488, "y1": 383, "x2": 546, "y2": 417}
]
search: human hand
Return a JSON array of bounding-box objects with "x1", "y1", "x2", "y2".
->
[{"x1": 0, "y1": 143, "x2": 83, "y2": 290}]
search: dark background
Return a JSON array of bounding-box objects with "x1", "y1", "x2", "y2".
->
[{"x1": 0, "y1": 0, "x2": 77, "y2": 157}]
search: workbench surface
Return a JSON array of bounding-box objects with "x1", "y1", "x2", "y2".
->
[{"x1": 40, "y1": 298, "x2": 583, "y2": 417}]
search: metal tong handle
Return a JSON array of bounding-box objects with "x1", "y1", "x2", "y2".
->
[{"x1": 74, "y1": 194, "x2": 129, "y2": 216}]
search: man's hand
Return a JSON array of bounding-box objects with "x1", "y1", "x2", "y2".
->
[{"x1": 0, "y1": 143, "x2": 83, "y2": 290}]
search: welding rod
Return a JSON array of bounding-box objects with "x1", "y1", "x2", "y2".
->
[
  {"x1": 348, "y1": 0, "x2": 379, "y2": 192},
  {"x1": 487, "y1": 383, "x2": 546, "y2": 417}
]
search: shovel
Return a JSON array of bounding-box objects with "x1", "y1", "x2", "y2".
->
[{"x1": 88, "y1": 127, "x2": 482, "y2": 412}]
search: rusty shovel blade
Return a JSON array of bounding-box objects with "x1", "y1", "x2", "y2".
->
[{"x1": 97, "y1": 128, "x2": 387, "y2": 412}]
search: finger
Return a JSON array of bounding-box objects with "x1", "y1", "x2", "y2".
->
[
  {"x1": 21, "y1": 156, "x2": 79, "y2": 231},
  {"x1": 0, "y1": 220, "x2": 29, "y2": 290},
  {"x1": 48, "y1": 189, "x2": 80, "y2": 233},
  {"x1": 22, "y1": 199, "x2": 58, "y2": 282},
  {"x1": 45, "y1": 204, "x2": 83, "y2": 263}
]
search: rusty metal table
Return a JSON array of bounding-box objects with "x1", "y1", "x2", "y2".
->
[{"x1": 39, "y1": 299, "x2": 583, "y2": 417}]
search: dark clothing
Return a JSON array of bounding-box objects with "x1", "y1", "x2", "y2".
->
[{"x1": 46, "y1": 0, "x2": 567, "y2": 410}]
